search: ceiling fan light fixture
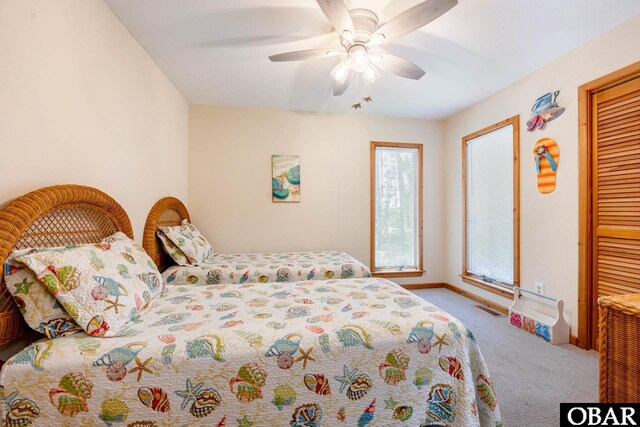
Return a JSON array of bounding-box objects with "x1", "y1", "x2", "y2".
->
[
  {"x1": 331, "y1": 61, "x2": 350, "y2": 84},
  {"x1": 362, "y1": 65, "x2": 380, "y2": 85},
  {"x1": 349, "y1": 46, "x2": 370, "y2": 72}
]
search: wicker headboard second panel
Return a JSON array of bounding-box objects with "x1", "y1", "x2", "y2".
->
[
  {"x1": 143, "y1": 197, "x2": 190, "y2": 272},
  {"x1": 0, "y1": 184, "x2": 134, "y2": 346}
]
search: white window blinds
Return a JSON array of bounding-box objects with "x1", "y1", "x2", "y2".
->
[
  {"x1": 466, "y1": 125, "x2": 514, "y2": 285},
  {"x1": 374, "y1": 147, "x2": 419, "y2": 270}
]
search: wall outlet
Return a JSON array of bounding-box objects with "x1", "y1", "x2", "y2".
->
[{"x1": 534, "y1": 282, "x2": 545, "y2": 295}]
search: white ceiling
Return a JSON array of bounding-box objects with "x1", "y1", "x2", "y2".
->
[{"x1": 105, "y1": 0, "x2": 640, "y2": 119}]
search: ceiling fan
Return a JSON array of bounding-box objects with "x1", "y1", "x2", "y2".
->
[{"x1": 269, "y1": 0, "x2": 458, "y2": 96}]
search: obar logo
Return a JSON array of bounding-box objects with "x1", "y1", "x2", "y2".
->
[{"x1": 561, "y1": 404, "x2": 640, "y2": 426}]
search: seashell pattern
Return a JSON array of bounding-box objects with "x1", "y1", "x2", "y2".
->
[
  {"x1": 4, "y1": 394, "x2": 40, "y2": 427},
  {"x1": 476, "y1": 374, "x2": 497, "y2": 411},
  {"x1": 48, "y1": 372, "x2": 93, "y2": 417},
  {"x1": 347, "y1": 374, "x2": 372, "y2": 401},
  {"x1": 190, "y1": 388, "x2": 221, "y2": 418},
  {"x1": 161, "y1": 344, "x2": 176, "y2": 364},
  {"x1": 137, "y1": 272, "x2": 161, "y2": 292},
  {"x1": 271, "y1": 384, "x2": 296, "y2": 411},
  {"x1": 393, "y1": 405, "x2": 413, "y2": 422},
  {"x1": 229, "y1": 363, "x2": 267, "y2": 403},
  {"x1": 106, "y1": 362, "x2": 127, "y2": 382},
  {"x1": 394, "y1": 296, "x2": 420, "y2": 309},
  {"x1": 99, "y1": 398, "x2": 129, "y2": 425},
  {"x1": 306, "y1": 325, "x2": 324, "y2": 334},
  {"x1": 336, "y1": 325, "x2": 373, "y2": 349},
  {"x1": 285, "y1": 306, "x2": 310, "y2": 319},
  {"x1": 138, "y1": 387, "x2": 170, "y2": 413},
  {"x1": 185, "y1": 335, "x2": 224, "y2": 362},
  {"x1": 379, "y1": 349, "x2": 410, "y2": 385},
  {"x1": 276, "y1": 268, "x2": 291, "y2": 282},
  {"x1": 439, "y1": 356, "x2": 465, "y2": 381},
  {"x1": 277, "y1": 352, "x2": 294, "y2": 370},
  {"x1": 424, "y1": 383, "x2": 457, "y2": 425},
  {"x1": 1, "y1": 269, "x2": 500, "y2": 426},
  {"x1": 340, "y1": 264, "x2": 354, "y2": 279},
  {"x1": 357, "y1": 399, "x2": 376, "y2": 426},
  {"x1": 290, "y1": 403, "x2": 322, "y2": 427},
  {"x1": 318, "y1": 333, "x2": 330, "y2": 353},
  {"x1": 414, "y1": 367, "x2": 434, "y2": 389},
  {"x1": 206, "y1": 269, "x2": 223, "y2": 284},
  {"x1": 304, "y1": 373, "x2": 331, "y2": 395},
  {"x1": 86, "y1": 315, "x2": 109, "y2": 336},
  {"x1": 160, "y1": 251, "x2": 371, "y2": 286}
]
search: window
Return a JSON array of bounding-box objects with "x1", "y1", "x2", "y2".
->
[
  {"x1": 462, "y1": 116, "x2": 520, "y2": 295},
  {"x1": 370, "y1": 141, "x2": 423, "y2": 277}
]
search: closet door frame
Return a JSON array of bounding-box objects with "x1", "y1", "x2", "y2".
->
[{"x1": 578, "y1": 61, "x2": 640, "y2": 350}]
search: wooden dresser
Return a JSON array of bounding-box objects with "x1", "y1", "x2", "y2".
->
[{"x1": 598, "y1": 294, "x2": 640, "y2": 403}]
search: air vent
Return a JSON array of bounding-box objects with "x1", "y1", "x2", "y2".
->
[{"x1": 474, "y1": 304, "x2": 505, "y2": 317}]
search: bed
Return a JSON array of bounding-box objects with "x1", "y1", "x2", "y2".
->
[
  {"x1": 142, "y1": 197, "x2": 372, "y2": 285},
  {"x1": 0, "y1": 185, "x2": 502, "y2": 426}
]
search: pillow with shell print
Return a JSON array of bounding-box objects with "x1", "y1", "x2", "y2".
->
[
  {"x1": 5, "y1": 247, "x2": 83, "y2": 339},
  {"x1": 157, "y1": 220, "x2": 214, "y2": 266},
  {"x1": 16, "y1": 232, "x2": 163, "y2": 337}
]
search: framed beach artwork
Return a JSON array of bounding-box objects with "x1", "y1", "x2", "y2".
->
[{"x1": 272, "y1": 155, "x2": 300, "y2": 203}]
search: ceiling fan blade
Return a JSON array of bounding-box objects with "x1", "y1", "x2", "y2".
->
[
  {"x1": 317, "y1": 0, "x2": 355, "y2": 35},
  {"x1": 375, "y1": 52, "x2": 426, "y2": 80},
  {"x1": 373, "y1": 0, "x2": 457, "y2": 43},
  {"x1": 269, "y1": 49, "x2": 341, "y2": 62},
  {"x1": 333, "y1": 71, "x2": 352, "y2": 96}
]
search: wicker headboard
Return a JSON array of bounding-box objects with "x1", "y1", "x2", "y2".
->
[
  {"x1": 0, "y1": 184, "x2": 133, "y2": 346},
  {"x1": 143, "y1": 197, "x2": 190, "y2": 272}
]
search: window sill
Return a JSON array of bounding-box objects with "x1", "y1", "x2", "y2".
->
[
  {"x1": 372, "y1": 269, "x2": 424, "y2": 278},
  {"x1": 460, "y1": 274, "x2": 515, "y2": 299}
]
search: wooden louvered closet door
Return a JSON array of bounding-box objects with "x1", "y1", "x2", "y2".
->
[{"x1": 592, "y1": 77, "x2": 640, "y2": 343}]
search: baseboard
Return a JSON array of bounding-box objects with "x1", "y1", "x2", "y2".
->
[
  {"x1": 570, "y1": 335, "x2": 579, "y2": 346},
  {"x1": 401, "y1": 282, "x2": 508, "y2": 314},
  {"x1": 400, "y1": 282, "x2": 448, "y2": 290},
  {"x1": 444, "y1": 284, "x2": 509, "y2": 315}
]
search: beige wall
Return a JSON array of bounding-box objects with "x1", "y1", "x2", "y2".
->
[
  {"x1": 443, "y1": 15, "x2": 640, "y2": 334},
  {"x1": 188, "y1": 105, "x2": 445, "y2": 285},
  {"x1": 0, "y1": 0, "x2": 188, "y2": 238}
]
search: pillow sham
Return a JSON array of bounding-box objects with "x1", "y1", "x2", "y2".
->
[
  {"x1": 16, "y1": 232, "x2": 163, "y2": 337},
  {"x1": 5, "y1": 248, "x2": 82, "y2": 339},
  {"x1": 156, "y1": 230, "x2": 189, "y2": 266},
  {"x1": 157, "y1": 220, "x2": 214, "y2": 266}
]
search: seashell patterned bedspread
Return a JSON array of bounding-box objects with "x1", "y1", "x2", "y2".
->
[
  {"x1": 162, "y1": 251, "x2": 371, "y2": 286},
  {"x1": 0, "y1": 278, "x2": 501, "y2": 426}
]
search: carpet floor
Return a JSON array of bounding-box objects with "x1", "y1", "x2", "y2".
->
[{"x1": 411, "y1": 288, "x2": 598, "y2": 427}]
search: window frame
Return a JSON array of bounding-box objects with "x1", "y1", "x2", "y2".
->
[
  {"x1": 461, "y1": 116, "x2": 520, "y2": 298},
  {"x1": 370, "y1": 141, "x2": 424, "y2": 278}
]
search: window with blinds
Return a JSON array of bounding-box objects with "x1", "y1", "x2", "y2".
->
[
  {"x1": 463, "y1": 117, "x2": 520, "y2": 291},
  {"x1": 370, "y1": 142, "x2": 423, "y2": 277}
]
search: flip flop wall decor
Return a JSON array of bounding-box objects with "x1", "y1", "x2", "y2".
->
[
  {"x1": 534, "y1": 138, "x2": 560, "y2": 194},
  {"x1": 526, "y1": 90, "x2": 565, "y2": 132}
]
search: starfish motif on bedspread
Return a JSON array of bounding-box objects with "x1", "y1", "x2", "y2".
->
[
  {"x1": 129, "y1": 356, "x2": 153, "y2": 382},
  {"x1": 295, "y1": 347, "x2": 315, "y2": 369},
  {"x1": 237, "y1": 415, "x2": 254, "y2": 427},
  {"x1": 14, "y1": 278, "x2": 34, "y2": 295},
  {"x1": 334, "y1": 365, "x2": 358, "y2": 393},
  {"x1": 433, "y1": 332, "x2": 449, "y2": 352},
  {"x1": 176, "y1": 378, "x2": 204, "y2": 410},
  {"x1": 104, "y1": 296, "x2": 125, "y2": 314},
  {"x1": 384, "y1": 396, "x2": 398, "y2": 410}
]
